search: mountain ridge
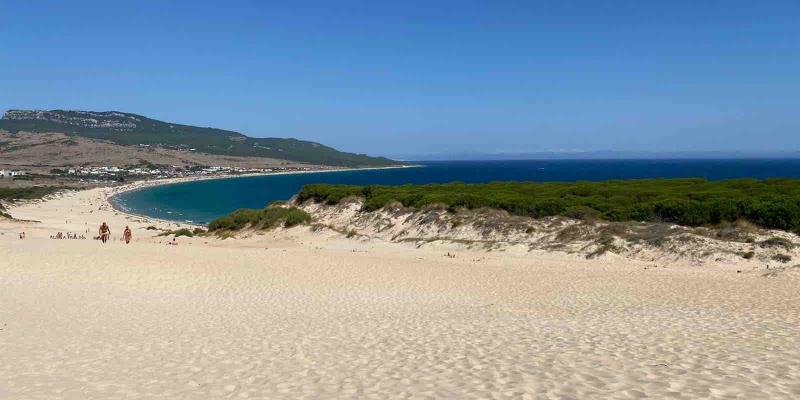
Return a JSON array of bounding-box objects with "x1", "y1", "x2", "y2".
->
[{"x1": 0, "y1": 109, "x2": 399, "y2": 167}]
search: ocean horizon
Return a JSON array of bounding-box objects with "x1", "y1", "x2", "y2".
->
[{"x1": 113, "y1": 159, "x2": 800, "y2": 224}]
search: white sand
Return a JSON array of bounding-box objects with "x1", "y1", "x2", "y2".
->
[{"x1": 1, "y1": 185, "x2": 799, "y2": 399}]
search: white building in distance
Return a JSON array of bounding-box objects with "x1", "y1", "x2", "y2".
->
[{"x1": 0, "y1": 169, "x2": 27, "y2": 178}]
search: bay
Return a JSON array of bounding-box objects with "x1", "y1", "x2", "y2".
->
[{"x1": 112, "y1": 159, "x2": 800, "y2": 224}]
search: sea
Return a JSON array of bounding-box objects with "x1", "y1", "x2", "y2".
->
[{"x1": 111, "y1": 159, "x2": 800, "y2": 224}]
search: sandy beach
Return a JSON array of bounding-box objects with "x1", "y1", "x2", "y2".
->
[{"x1": 2, "y1": 183, "x2": 799, "y2": 399}]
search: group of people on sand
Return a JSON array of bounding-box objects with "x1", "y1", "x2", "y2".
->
[
  {"x1": 50, "y1": 232, "x2": 87, "y2": 240},
  {"x1": 27, "y1": 222, "x2": 135, "y2": 244},
  {"x1": 97, "y1": 222, "x2": 133, "y2": 244},
  {"x1": 101, "y1": 223, "x2": 179, "y2": 246}
]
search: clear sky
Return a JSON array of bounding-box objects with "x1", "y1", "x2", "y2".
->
[{"x1": 2, "y1": 1, "x2": 798, "y2": 157}]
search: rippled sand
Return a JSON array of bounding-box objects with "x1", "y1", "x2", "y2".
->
[{"x1": 1, "y1": 187, "x2": 799, "y2": 399}]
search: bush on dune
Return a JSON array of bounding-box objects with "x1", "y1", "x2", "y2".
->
[
  {"x1": 0, "y1": 186, "x2": 65, "y2": 202},
  {"x1": 157, "y1": 228, "x2": 195, "y2": 238},
  {"x1": 759, "y1": 236, "x2": 795, "y2": 250},
  {"x1": 208, "y1": 206, "x2": 311, "y2": 232},
  {"x1": 297, "y1": 178, "x2": 800, "y2": 233}
]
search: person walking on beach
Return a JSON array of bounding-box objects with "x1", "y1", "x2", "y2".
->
[
  {"x1": 99, "y1": 222, "x2": 111, "y2": 244},
  {"x1": 123, "y1": 226, "x2": 132, "y2": 244}
]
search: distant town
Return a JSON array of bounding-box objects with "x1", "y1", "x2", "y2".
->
[
  {"x1": 1, "y1": 164, "x2": 325, "y2": 184},
  {"x1": 0, "y1": 169, "x2": 28, "y2": 178}
]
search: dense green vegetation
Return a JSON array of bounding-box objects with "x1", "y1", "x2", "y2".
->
[
  {"x1": 0, "y1": 110, "x2": 400, "y2": 167},
  {"x1": 297, "y1": 179, "x2": 800, "y2": 232},
  {"x1": 208, "y1": 205, "x2": 312, "y2": 231}
]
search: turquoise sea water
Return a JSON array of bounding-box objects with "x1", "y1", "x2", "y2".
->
[{"x1": 112, "y1": 159, "x2": 800, "y2": 224}]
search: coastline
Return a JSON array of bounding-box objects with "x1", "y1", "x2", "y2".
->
[{"x1": 106, "y1": 164, "x2": 419, "y2": 225}]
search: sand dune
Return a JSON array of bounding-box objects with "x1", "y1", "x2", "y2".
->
[{"x1": 1, "y1": 185, "x2": 799, "y2": 398}]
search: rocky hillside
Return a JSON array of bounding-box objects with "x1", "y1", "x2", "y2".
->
[{"x1": 0, "y1": 110, "x2": 400, "y2": 167}]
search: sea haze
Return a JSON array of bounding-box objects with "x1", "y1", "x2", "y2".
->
[{"x1": 112, "y1": 159, "x2": 800, "y2": 224}]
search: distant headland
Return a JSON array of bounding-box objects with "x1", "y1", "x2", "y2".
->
[{"x1": 0, "y1": 109, "x2": 400, "y2": 168}]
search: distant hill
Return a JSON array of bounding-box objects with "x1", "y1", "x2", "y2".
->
[{"x1": 0, "y1": 110, "x2": 399, "y2": 167}]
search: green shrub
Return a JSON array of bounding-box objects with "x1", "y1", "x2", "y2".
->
[
  {"x1": 174, "y1": 229, "x2": 194, "y2": 238},
  {"x1": 772, "y1": 254, "x2": 792, "y2": 263},
  {"x1": 283, "y1": 208, "x2": 312, "y2": 227},
  {"x1": 563, "y1": 205, "x2": 601, "y2": 221},
  {"x1": 208, "y1": 206, "x2": 311, "y2": 231},
  {"x1": 158, "y1": 228, "x2": 194, "y2": 237},
  {"x1": 297, "y1": 179, "x2": 800, "y2": 232},
  {"x1": 652, "y1": 199, "x2": 709, "y2": 226},
  {"x1": 759, "y1": 237, "x2": 794, "y2": 250},
  {"x1": 742, "y1": 251, "x2": 755, "y2": 259}
]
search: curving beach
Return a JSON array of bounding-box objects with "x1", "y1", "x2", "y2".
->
[{"x1": 1, "y1": 181, "x2": 799, "y2": 399}]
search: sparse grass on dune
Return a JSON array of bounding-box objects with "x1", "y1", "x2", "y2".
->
[
  {"x1": 0, "y1": 186, "x2": 65, "y2": 202},
  {"x1": 1, "y1": 186, "x2": 66, "y2": 219},
  {"x1": 297, "y1": 179, "x2": 800, "y2": 232}
]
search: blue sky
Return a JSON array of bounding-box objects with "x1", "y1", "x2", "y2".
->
[{"x1": 2, "y1": 1, "x2": 798, "y2": 157}]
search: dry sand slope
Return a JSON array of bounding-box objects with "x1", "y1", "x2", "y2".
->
[{"x1": 1, "y1": 187, "x2": 800, "y2": 399}]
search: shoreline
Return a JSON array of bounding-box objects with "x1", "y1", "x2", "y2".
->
[{"x1": 106, "y1": 164, "x2": 419, "y2": 226}]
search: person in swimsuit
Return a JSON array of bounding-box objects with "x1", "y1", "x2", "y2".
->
[
  {"x1": 123, "y1": 226, "x2": 132, "y2": 244},
  {"x1": 99, "y1": 222, "x2": 111, "y2": 244}
]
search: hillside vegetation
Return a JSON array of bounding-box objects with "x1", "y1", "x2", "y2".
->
[
  {"x1": 297, "y1": 179, "x2": 800, "y2": 232},
  {"x1": 0, "y1": 110, "x2": 399, "y2": 167},
  {"x1": 0, "y1": 130, "x2": 313, "y2": 169}
]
